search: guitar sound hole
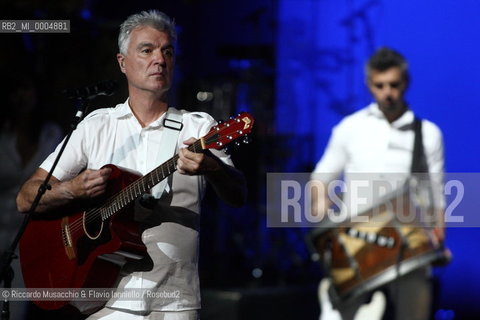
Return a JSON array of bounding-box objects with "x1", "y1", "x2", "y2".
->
[{"x1": 83, "y1": 212, "x2": 104, "y2": 240}]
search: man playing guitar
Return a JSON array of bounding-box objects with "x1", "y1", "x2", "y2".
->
[{"x1": 17, "y1": 10, "x2": 247, "y2": 320}]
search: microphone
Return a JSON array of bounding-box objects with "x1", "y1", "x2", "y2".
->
[{"x1": 64, "y1": 80, "x2": 118, "y2": 100}]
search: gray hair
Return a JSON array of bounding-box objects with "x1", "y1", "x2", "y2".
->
[{"x1": 118, "y1": 10, "x2": 176, "y2": 55}]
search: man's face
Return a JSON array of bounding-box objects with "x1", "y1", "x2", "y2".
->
[
  {"x1": 117, "y1": 26, "x2": 175, "y2": 97},
  {"x1": 367, "y1": 67, "x2": 407, "y2": 112}
]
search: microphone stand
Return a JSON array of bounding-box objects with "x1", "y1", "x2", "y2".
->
[{"x1": 0, "y1": 97, "x2": 90, "y2": 320}]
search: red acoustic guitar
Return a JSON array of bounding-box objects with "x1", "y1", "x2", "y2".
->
[{"x1": 19, "y1": 112, "x2": 254, "y2": 310}]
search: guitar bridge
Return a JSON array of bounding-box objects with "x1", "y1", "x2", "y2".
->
[{"x1": 61, "y1": 217, "x2": 76, "y2": 260}]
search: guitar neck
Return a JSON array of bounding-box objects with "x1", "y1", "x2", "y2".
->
[
  {"x1": 94, "y1": 111, "x2": 254, "y2": 221},
  {"x1": 99, "y1": 138, "x2": 204, "y2": 220}
]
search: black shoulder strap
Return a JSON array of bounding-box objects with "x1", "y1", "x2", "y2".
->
[{"x1": 411, "y1": 117, "x2": 429, "y2": 173}]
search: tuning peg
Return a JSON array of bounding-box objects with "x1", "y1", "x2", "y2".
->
[
  {"x1": 224, "y1": 145, "x2": 232, "y2": 154},
  {"x1": 234, "y1": 141, "x2": 241, "y2": 147},
  {"x1": 242, "y1": 135, "x2": 251, "y2": 144}
]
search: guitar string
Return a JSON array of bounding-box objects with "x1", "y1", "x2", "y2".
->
[
  {"x1": 66, "y1": 136, "x2": 208, "y2": 235},
  {"x1": 67, "y1": 116, "x2": 248, "y2": 235},
  {"x1": 66, "y1": 149, "x2": 184, "y2": 235},
  {"x1": 67, "y1": 153, "x2": 182, "y2": 235},
  {"x1": 67, "y1": 155, "x2": 181, "y2": 235},
  {"x1": 67, "y1": 117, "x2": 248, "y2": 236}
]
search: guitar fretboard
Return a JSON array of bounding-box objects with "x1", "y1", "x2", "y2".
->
[{"x1": 95, "y1": 138, "x2": 204, "y2": 221}]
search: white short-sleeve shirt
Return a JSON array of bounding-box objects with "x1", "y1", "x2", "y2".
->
[
  {"x1": 312, "y1": 103, "x2": 445, "y2": 215},
  {"x1": 40, "y1": 100, "x2": 233, "y2": 312}
]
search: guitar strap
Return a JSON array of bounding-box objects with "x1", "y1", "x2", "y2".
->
[
  {"x1": 151, "y1": 107, "x2": 183, "y2": 198},
  {"x1": 409, "y1": 117, "x2": 433, "y2": 213},
  {"x1": 411, "y1": 117, "x2": 428, "y2": 174},
  {"x1": 394, "y1": 117, "x2": 431, "y2": 284}
]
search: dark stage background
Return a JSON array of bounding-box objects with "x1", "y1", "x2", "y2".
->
[{"x1": 1, "y1": 0, "x2": 479, "y2": 319}]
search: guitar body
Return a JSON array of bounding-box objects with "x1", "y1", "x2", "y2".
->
[{"x1": 19, "y1": 164, "x2": 148, "y2": 310}]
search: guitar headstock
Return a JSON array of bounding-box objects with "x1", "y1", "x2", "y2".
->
[{"x1": 203, "y1": 112, "x2": 254, "y2": 150}]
